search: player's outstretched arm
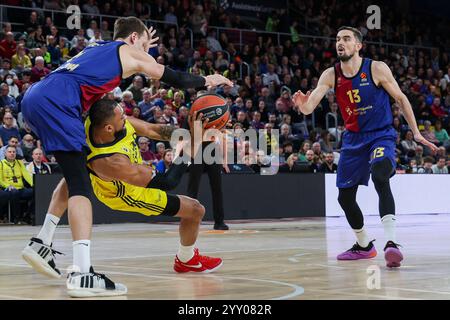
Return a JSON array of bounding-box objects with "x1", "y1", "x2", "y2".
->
[
  {"x1": 373, "y1": 61, "x2": 439, "y2": 153},
  {"x1": 90, "y1": 150, "x2": 188, "y2": 191},
  {"x1": 127, "y1": 111, "x2": 208, "y2": 150},
  {"x1": 292, "y1": 67, "x2": 334, "y2": 115},
  {"x1": 90, "y1": 111, "x2": 209, "y2": 190},
  {"x1": 119, "y1": 45, "x2": 233, "y2": 89},
  {"x1": 127, "y1": 117, "x2": 176, "y2": 141}
]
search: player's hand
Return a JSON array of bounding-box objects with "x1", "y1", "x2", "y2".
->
[
  {"x1": 147, "y1": 26, "x2": 159, "y2": 49},
  {"x1": 204, "y1": 74, "x2": 233, "y2": 88},
  {"x1": 414, "y1": 132, "x2": 439, "y2": 153},
  {"x1": 223, "y1": 164, "x2": 230, "y2": 173},
  {"x1": 292, "y1": 90, "x2": 310, "y2": 113},
  {"x1": 188, "y1": 110, "x2": 209, "y2": 138},
  {"x1": 187, "y1": 110, "x2": 209, "y2": 157}
]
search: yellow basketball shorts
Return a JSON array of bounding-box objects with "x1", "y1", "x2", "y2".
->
[{"x1": 92, "y1": 180, "x2": 180, "y2": 217}]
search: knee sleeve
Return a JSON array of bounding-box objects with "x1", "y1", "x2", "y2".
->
[
  {"x1": 147, "y1": 162, "x2": 188, "y2": 191},
  {"x1": 371, "y1": 158, "x2": 395, "y2": 217},
  {"x1": 338, "y1": 185, "x2": 357, "y2": 210},
  {"x1": 371, "y1": 158, "x2": 393, "y2": 186},
  {"x1": 53, "y1": 150, "x2": 92, "y2": 198},
  {"x1": 338, "y1": 185, "x2": 364, "y2": 230}
]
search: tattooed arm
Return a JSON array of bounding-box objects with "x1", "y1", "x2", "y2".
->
[{"x1": 127, "y1": 117, "x2": 176, "y2": 141}]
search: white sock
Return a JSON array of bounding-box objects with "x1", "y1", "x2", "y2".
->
[
  {"x1": 177, "y1": 243, "x2": 195, "y2": 262},
  {"x1": 36, "y1": 213, "x2": 60, "y2": 245},
  {"x1": 381, "y1": 214, "x2": 396, "y2": 243},
  {"x1": 73, "y1": 240, "x2": 91, "y2": 273},
  {"x1": 353, "y1": 228, "x2": 370, "y2": 248}
]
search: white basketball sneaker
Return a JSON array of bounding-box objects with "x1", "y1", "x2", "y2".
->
[
  {"x1": 22, "y1": 237, "x2": 63, "y2": 279},
  {"x1": 66, "y1": 267, "x2": 127, "y2": 298}
]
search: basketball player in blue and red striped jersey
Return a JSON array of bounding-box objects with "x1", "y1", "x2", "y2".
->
[
  {"x1": 293, "y1": 26, "x2": 438, "y2": 268},
  {"x1": 20, "y1": 17, "x2": 232, "y2": 297}
]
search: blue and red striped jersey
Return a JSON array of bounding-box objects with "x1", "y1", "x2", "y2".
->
[
  {"x1": 334, "y1": 58, "x2": 392, "y2": 132},
  {"x1": 48, "y1": 40, "x2": 125, "y2": 112}
]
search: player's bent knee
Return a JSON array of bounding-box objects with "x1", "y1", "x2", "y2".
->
[
  {"x1": 176, "y1": 196, "x2": 205, "y2": 221},
  {"x1": 187, "y1": 199, "x2": 205, "y2": 222},
  {"x1": 194, "y1": 200, "x2": 205, "y2": 219},
  {"x1": 191, "y1": 200, "x2": 205, "y2": 222},
  {"x1": 371, "y1": 159, "x2": 393, "y2": 186}
]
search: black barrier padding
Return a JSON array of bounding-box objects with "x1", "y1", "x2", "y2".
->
[{"x1": 34, "y1": 173, "x2": 325, "y2": 225}]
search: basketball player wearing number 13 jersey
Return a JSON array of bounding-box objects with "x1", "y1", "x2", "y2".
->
[{"x1": 292, "y1": 26, "x2": 438, "y2": 268}]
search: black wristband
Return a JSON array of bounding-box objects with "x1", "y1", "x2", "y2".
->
[
  {"x1": 147, "y1": 162, "x2": 189, "y2": 191},
  {"x1": 160, "y1": 67, "x2": 206, "y2": 89}
]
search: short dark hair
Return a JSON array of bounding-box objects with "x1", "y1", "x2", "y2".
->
[
  {"x1": 113, "y1": 17, "x2": 149, "y2": 40},
  {"x1": 338, "y1": 26, "x2": 363, "y2": 43},
  {"x1": 423, "y1": 156, "x2": 434, "y2": 164},
  {"x1": 8, "y1": 135, "x2": 19, "y2": 141},
  {"x1": 89, "y1": 98, "x2": 118, "y2": 128}
]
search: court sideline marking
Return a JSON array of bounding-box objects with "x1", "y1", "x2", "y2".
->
[{"x1": 0, "y1": 262, "x2": 304, "y2": 300}]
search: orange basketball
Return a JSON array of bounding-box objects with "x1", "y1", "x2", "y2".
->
[{"x1": 189, "y1": 94, "x2": 230, "y2": 130}]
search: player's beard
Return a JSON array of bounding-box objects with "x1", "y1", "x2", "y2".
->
[{"x1": 337, "y1": 52, "x2": 354, "y2": 62}]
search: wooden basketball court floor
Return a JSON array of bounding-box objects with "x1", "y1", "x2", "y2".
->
[{"x1": 1, "y1": 214, "x2": 450, "y2": 300}]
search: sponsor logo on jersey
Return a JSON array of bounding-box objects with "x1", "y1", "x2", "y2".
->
[
  {"x1": 360, "y1": 71, "x2": 369, "y2": 85},
  {"x1": 359, "y1": 72, "x2": 369, "y2": 86},
  {"x1": 345, "y1": 106, "x2": 352, "y2": 116},
  {"x1": 352, "y1": 105, "x2": 373, "y2": 116}
]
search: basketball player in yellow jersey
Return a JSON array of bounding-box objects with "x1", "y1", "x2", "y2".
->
[
  {"x1": 87, "y1": 100, "x2": 224, "y2": 276},
  {"x1": 26, "y1": 99, "x2": 223, "y2": 298}
]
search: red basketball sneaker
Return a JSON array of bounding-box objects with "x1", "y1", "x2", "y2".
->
[{"x1": 174, "y1": 248, "x2": 223, "y2": 273}]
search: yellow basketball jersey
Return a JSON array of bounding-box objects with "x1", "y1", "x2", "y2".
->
[
  {"x1": 85, "y1": 117, "x2": 142, "y2": 165},
  {"x1": 85, "y1": 117, "x2": 168, "y2": 217},
  {"x1": 85, "y1": 117, "x2": 142, "y2": 198}
]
